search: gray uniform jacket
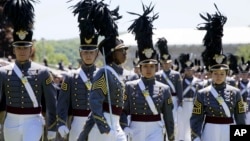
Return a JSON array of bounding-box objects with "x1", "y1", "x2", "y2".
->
[
  {"x1": 155, "y1": 70, "x2": 183, "y2": 103},
  {"x1": 57, "y1": 65, "x2": 98, "y2": 127},
  {"x1": 77, "y1": 63, "x2": 138, "y2": 140},
  {"x1": 190, "y1": 83, "x2": 246, "y2": 140},
  {"x1": 0, "y1": 61, "x2": 57, "y2": 131},
  {"x1": 123, "y1": 77, "x2": 175, "y2": 140}
]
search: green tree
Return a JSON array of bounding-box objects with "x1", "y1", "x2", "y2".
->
[{"x1": 235, "y1": 44, "x2": 250, "y2": 61}]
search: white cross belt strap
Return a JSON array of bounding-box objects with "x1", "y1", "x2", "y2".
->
[
  {"x1": 138, "y1": 79, "x2": 158, "y2": 115},
  {"x1": 240, "y1": 82, "x2": 250, "y2": 96},
  {"x1": 78, "y1": 68, "x2": 92, "y2": 90},
  {"x1": 162, "y1": 71, "x2": 176, "y2": 93},
  {"x1": 210, "y1": 85, "x2": 231, "y2": 117},
  {"x1": 183, "y1": 79, "x2": 196, "y2": 96},
  {"x1": 12, "y1": 63, "x2": 38, "y2": 107},
  {"x1": 103, "y1": 65, "x2": 120, "y2": 81}
]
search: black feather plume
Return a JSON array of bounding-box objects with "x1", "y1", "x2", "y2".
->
[
  {"x1": 3, "y1": 0, "x2": 39, "y2": 31},
  {"x1": 197, "y1": 3, "x2": 227, "y2": 71},
  {"x1": 127, "y1": 2, "x2": 158, "y2": 55}
]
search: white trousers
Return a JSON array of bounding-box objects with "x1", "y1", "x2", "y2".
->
[
  {"x1": 177, "y1": 99, "x2": 193, "y2": 141},
  {"x1": 246, "y1": 112, "x2": 250, "y2": 124},
  {"x1": 202, "y1": 123, "x2": 231, "y2": 141},
  {"x1": 88, "y1": 112, "x2": 126, "y2": 141},
  {"x1": 69, "y1": 116, "x2": 88, "y2": 141},
  {"x1": 4, "y1": 113, "x2": 44, "y2": 141},
  {"x1": 130, "y1": 121, "x2": 163, "y2": 141}
]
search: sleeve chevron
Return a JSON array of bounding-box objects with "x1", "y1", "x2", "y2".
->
[{"x1": 92, "y1": 74, "x2": 107, "y2": 95}]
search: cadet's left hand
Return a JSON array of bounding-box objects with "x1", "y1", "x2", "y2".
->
[{"x1": 47, "y1": 131, "x2": 57, "y2": 140}]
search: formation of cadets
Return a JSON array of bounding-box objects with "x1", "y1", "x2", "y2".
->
[{"x1": 0, "y1": 1, "x2": 249, "y2": 141}]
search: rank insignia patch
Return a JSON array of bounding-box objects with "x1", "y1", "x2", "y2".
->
[
  {"x1": 238, "y1": 99, "x2": 245, "y2": 114},
  {"x1": 192, "y1": 99, "x2": 202, "y2": 114},
  {"x1": 92, "y1": 74, "x2": 107, "y2": 95},
  {"x1": 61, "y1": 81, "x2": 68, "y2": 91},
  {"x1": 46, "y1": 76, "x2": 52, "y2": 85}
]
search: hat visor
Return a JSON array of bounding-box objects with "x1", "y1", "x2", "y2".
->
[
  {"x1": 139, "y1": 59, "x2": 158, "y2": 65},
  {"x1": 112, "y1": 44, "x2": 129, "y2": 52},
  {"x1": 12, "y1": 41, "x2": 33, "y2": 47},
  {"x1": 79, "y1": 45, "x2": 98, "y2": 51},
  {"x1": 161, "y1": 59, "x2": 172, "y2": 63},
  {"x1": 210, "y1": 64, "x2": 229, "y2": 71}
]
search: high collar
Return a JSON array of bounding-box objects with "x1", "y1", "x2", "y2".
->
[
  {"x1": 109, "y1": 63, "x2": 123, "y2": 75},
  {"x1": 212, "y1": 82, "x2": 226, "y2": 90},
  {"x1": 164, "y1": 70, "x2": 171, "y2": 75},
  {"x1": 141, "y1": 77, "x2": 155, "y2": 86},
  {"x1": 15, "y1": 60, "x2": 31, "y2": 71},
  {"x1": 81, "y1": 64, "x2": 96, "y2": 72}
]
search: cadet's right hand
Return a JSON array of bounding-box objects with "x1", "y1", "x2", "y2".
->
[
  {"x1": 193, "y1": 137, "x2": 201, "y2": 141},
  {"x1": 58, "y1": 125, "x2": 69, "y2": 138}
]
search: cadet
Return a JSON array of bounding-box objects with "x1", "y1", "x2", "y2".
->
[
  {"x1": 190, "y1": 4, "x2": 246, "y2": 141},
  {"x1": 155, "y1": 37, "x2": 183, "y2": 138},
  {"x1": 77, "y1": 1, "x2": 129, "y2": 141},
  {"x1": 0, "y1": 0, "x2": 57, "y2": 140},
  {"x1": 177, "y1": 53, "x2": 203, "y2": 141},
  {"x1": 56, "y1": 1, "x2": 100, "y2": 140},
  {"x1": 237, "y1": 57, "x2": 250, "y2": 124},
  {"x1": 123, "y1": 3, "x2": 175, "y2": 141}
]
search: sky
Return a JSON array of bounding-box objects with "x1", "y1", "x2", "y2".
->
[{"x1": 33, "y1": 0, "x2": 250, "y2": 40}]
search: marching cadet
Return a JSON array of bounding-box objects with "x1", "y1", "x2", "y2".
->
[
  {"x1": 190, "y1": 4, "x2": 246, "y2": 141},
  {"x1": 0, "y1": 0, "x2": 57, "y2": 140},
  {"x1": 56, "y1": 1, "x2": 100, "y2": 140},
  {"x1": 155, "y1": 37, "x2": 183, "y2": 139},
  {"x1": 122, "y1": 3, "x2": 175, "y2": 141},
  {"x1": 77, "y1": 1, "x2": 130, "y2": 141},
  {"x1": 237, "y1": 57, "x2": 250, "y2": 124},
  {"x1": 177, "y1": 53, "x2": 203, "y2": 141}
]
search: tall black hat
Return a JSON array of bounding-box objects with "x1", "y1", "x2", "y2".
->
[
  {"x1": 128, "y1": 2, "x2": 158, "y2": 65},
  {"x1": 238, "y1": 57, "x2": 249, "y2": 73},
  {"x1": 226, "y1": 53, "x2": 238, "y2": 75},
  {"x1": 89, "y1": 1, "x2": 127, "y2": 60},
  {"x1": 3, "y1": 0, "x2": 37, "y2": 47},
  {"x1": 70, "y1": 0, "x2": 98, "y2": 50},
  {"x1": 197, "y1": 3, "x2": 228, "y2": 71},
  {"x1": 178, "y1": 53, "x2": 194, "y2": 73},
  {"x1": 194, "y1": 58, "x2": 203, "y2": 73},
  {"x1": 156, "y1": 37, "x2": 171, "y2": 63}
]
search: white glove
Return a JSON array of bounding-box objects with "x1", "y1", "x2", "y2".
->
[
  {"x1": 124, "y1": 127, "x2": 133, "y2": 136},
  {"x1": 47, "y1": 131, "x2": 57, "y2": 140},
  {"x1": 177, "y1": 106, "x2": 183, "y2": 112},
  {"x1": 58, "y1": 125, "x2": 69, "y2": 138},
  {"x1": 193, "y1": 137, "x2": 201, "y2": 141},
  {"x1": 108, "y1": 129, "x2": 118, "y2": 137}
]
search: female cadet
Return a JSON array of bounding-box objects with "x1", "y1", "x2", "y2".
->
[
  {"x1": 56, "y1": 1, "x2": 100, "y2": 140},
  {"x1": 122, "y1": 3, "x2": 175, "y2": 141},
  {"x1": 190, "y1": 4, "x2": 246, "y2": 141},
  {"x1": 77, "y1": 1, "x2": 130, "y2": 141}
]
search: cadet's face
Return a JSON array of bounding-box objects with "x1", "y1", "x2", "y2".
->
[
  {"x1": 13, "y1": 46, "x2": 32, "y2": 62},
  {"x1": 80, "y1": 49, "x2": 98, "y2": 65},
  {"x1": 184, "y1": 69, "x2": 194, "y2": 77},
  {"x1": 140, "y1": 64, "x2": 156, "y2": 78},
  {"x1": 240, "y1": 72, "x2": 249, "y2": 80},
  {"x1": 211, "y1": 70, "x2": 227, "y2": 84},
  {"x1": 113, "y1": 48, "x2": 127, "y2": 64},
  {"x1": 161, "y1": 61, "x2": 172, "y2": 71}
]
